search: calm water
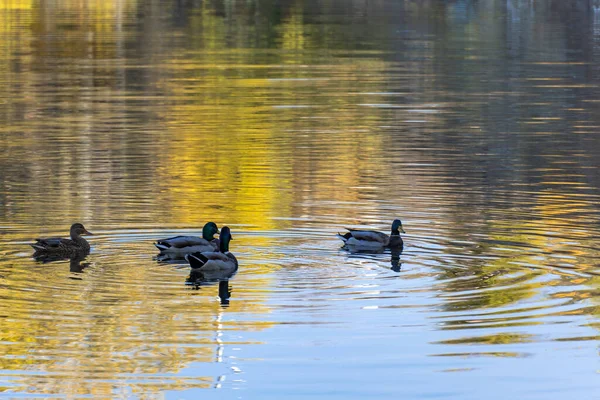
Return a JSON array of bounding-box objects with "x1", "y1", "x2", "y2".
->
[{"x1": 1, "y1": 0, "x2": 600, "y2": 398}]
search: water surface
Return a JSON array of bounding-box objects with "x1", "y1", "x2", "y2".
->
[{"x1": 1, "y1": 0, "x2": 600, "y2": 398}]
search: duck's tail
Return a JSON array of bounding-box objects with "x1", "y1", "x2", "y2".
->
[
  {"x1": 185, "y1": 252, "x2": 208, "y2": 269},
  {"x1": 154, "y1": 242, "x2": 170, "y2": 252},
  {"x1": 30, "y1": 243, "x2": 46, "y2": 252},
  {"x1": 336, "y1": 232, "x2": 351, "y2": 243}
]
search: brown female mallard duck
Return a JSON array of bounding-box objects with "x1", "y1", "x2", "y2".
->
[{"x1": 31, "y1": 223, "x2": 93, "y2": 259}]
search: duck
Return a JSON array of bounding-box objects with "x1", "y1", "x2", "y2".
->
[
  {"x1": 185, "y1": 226, "x2": 238, "y2": 281},
  {"x1": 155, "y1": 222, "x2": 220, "y2": 257},
  {"x1": 337, "y1": 219, "x2": 405, "y2": 249},
  {"x1": 31, "y1": 223, "x2": 93, "y2": 259}
]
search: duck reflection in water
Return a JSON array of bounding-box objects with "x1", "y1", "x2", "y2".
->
[
  {"x1": 186, "y1": 271, "x2": 234, "y2": 306},
  {"x1": 69, "y1": 255, "x2": 91, "y2": 273},
  {"x1": 343, "y1": 246, "x2": 404, "y2": 272},
  {"x1": 32, "y1": 252, "x2": 91, "y2": 276},
  {"x1": 390, "y1": 248, "x2": 402, "y2": 272}
]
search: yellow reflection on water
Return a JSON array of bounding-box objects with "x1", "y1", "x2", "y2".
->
[{"x1": 0, "y1": 248, "x2": 273, "y2": 396}]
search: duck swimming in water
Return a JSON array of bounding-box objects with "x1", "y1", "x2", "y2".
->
[
  {"x1": 31, "y1": 223, "x2": 93, "y2": 259},
  {"x1": 337, "y1": 219, "x2": 405, "y2": 249},
  {"x1": 155, "y1": 222, "x2": 220, "y2": 257},
  {"x1": 185, "y1": 226, "x2": 238, "y2": 281}
]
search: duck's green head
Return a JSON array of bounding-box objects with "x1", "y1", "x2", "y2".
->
[
  {"x1": 391, "y1": 219, "x2": 405, "y2": 235},
  {"x1": 202, "y1": 222, "x2": 220, "y2": 241},
  {"x1": 219, "y1": 226, "x2": 232, "y2": 252}
]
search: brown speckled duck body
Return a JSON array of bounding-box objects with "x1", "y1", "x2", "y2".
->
[{"x1": 31, "y1": 223, "x2": 93, "y2": 259}]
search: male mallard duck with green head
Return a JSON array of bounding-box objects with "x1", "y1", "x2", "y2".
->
[
  {"x1": 31, "y1": 223, "x2": 93, "y2": 259},
  {"x1": 185, "y1": 226, "x2": 238, "y2": 281},
  {"x1": 155, "y1": 222, "x2": 220, "y2": 257},
  {"x1": 337, "y1": 219, "x2": 405, "y2": 249}
]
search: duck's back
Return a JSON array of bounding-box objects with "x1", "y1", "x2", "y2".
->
[
  {"x1": 346, "y1": 229, "x2": 389, "y2": 244},
  {"x1": 31, "y1": 237, "x2": 89, "y2": 257},
  {"x1": 157, "y1": 236, "x2": 211, "y2": 248},
  {"x1": 187, "y1": 251, "x2": 238, "y2": 272},
  {"x1": 32, "y1": 237, "x2": 67, "y2": 249}
]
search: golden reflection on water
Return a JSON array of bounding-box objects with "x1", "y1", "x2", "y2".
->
[
  {"x1": 1, "y1": 0, "x2": 600, "y2": 398},
  {"x1": 0, "y1": 234, "x2": 275, "y2": 396}
]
